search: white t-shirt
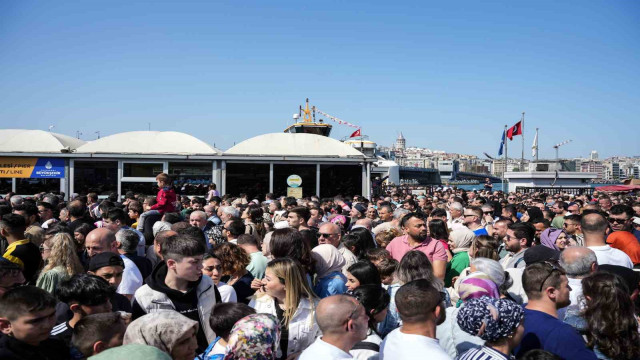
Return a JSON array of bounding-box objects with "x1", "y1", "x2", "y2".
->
[
  {"x1": 588, "y1": 245, "x2": 633, "y2": 269},
  {"x1": 298, "y1": 337, "x2": 353, "y2": 360},
  {"x1": 117, "y1": 255, "x2": 143, "y2": 296},
  {"x1": 380, "y1": 328, "x2": 450, "y2": 360},
  {"x1": 217, "y1": 281, "x2": 237, "y2": 303}
]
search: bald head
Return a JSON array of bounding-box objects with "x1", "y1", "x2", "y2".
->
[
  {"x1": 316, "y1": 295, "x2": 361, "y2": 334},
  {"x1": 85, "y1": 228, "x2": 117, "y2": 257},
  {"x1": 581, "y1": 213, "x2": 608, "y2": 234},
  {"x1": 355, "y1": 218, "x2": 373, "y2": 231},
  {"x1": 559, "y1": 247, "x2": 597, "y2": 278}
]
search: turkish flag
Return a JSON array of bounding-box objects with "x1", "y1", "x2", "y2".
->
[
  {"x1": 506, "y1": 121, "x2": 523, "y2": 140},
  {"x1": 350, "y1": 128, "x2": 361, "y2": 138}
]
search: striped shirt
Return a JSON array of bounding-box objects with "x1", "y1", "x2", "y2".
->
[{"x1": 457, "y1": 346, "x2": 513, "y2": 360}]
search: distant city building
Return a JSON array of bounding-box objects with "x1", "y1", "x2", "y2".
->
[
  {"x1": 590, "y1": 150, "x2": 599, "y2": 160},
  {"x1": 395, "y1": 132, "x2": 406, "y2": 150}
]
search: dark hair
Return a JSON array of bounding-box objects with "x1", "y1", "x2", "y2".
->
[
  {"x1": 225, "y1": 218, "x2": 245, "y2": 237},
  {"x1": 553, "y1": 201, "x2": 568, "y2": 211},
  {"x1": 350, "y1": 285, "x2": 390, "y2": 332},
  {"x1": 73, "y1": 223, "x2": 93, "y2": 238},
  {"x1": 161, "y1": 234, "x2": 206, "y2": 261},
  {"x1": 609, "y1": 204, "x2": 634, "y2": 219},
  {"x1": 347, "y1": 261, "x2": 381, "y2": 286},
  {"x1": 395, "y1": 279, "x2": 441, "y2": 323},
  {"x1": 162, "y1": 212, "x2": 182, "y2": 224},
  {"x1": 364, "y1": 248, "x2": 390, "y2": 263},
  {"x1": 473, "y1": 235, "x2": 500, "y2": 261},
  {"x1": 503, "y1": 204, "x2": 517, "y2": 217},
  {"x1": 72, "y1": 312, "x2": 125, "y2": 358},
  {"x1": 12, "y1": 203, "x2": 38, "y2": 217},
  {"x1": 563, "y1": 214, "x2": 581, "y2": 223},
  {"x1": 237, "y1": 233, "x2": 260, "y2": 248},
  {"x1": 522, "y1": 262, "x2": 566, "y2": 299},
  {"x1": 525, "y1": 207, "x2": 544, "y2": 222},
  {"x1": 376, "y1": 258, "x2": 399, "y2": 279},
  {"x1": 430, "y1": 208, "x2": 447, "y2": 219},
  {"x1": 1, "y1": 213, "x2": 26, "y2": 235},
  {"x1": 56, "y1": 274, "x2": 113, "y2": 306},
  {"x1": 0, "y1": 286, "x2": 56, "y2": 321},
  {"x1": 347, "y1": 227, "x2": 375, "y2": 258},
  {"x1": 520, "y1": 349, "x2": 562, "y2": 360},
  {"x1": 67, "y1": 200, "x2": 86, "y2": 218},
  {"x1": 270, "y1": 228, "x2": 314, "y2": 274},
  {"x1": 288, "y1": 206, "x2": 311, "y2": 222},
  {"x1": 428, "y1": 219, "x2": 448, "y2": 241},
  {"x1": 128, "y1": 201, "x2": 143, "y2": 214},
  {"x1": 209, "y1": 302, "x2": 256, "y2": 340},
  {"x1": 508, "y1": 222, "x2": 535, "y2": 247},
  {"x1": 213, "y1": 242, "x2": 251, "y2": 276},
  {"x1": 396, "y1": 251, "x2": 436, "y2": 286},
  {"x1": 400, "y1": 212, "x2": 426, "y2": 228},
  {"x1": 106, "y1": 208, "x2": 127, "y2": 223},
  {"x1": 582, "y1": 272, "x2": 640, "y2": 359},
  {"x1": 191, "y1": 197, "x2": 206, "y2": 206},
  {"x1": 177, "y1": 226, "x2": 207, "y2": 248}
]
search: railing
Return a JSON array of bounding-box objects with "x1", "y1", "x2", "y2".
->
[{"x1": 515, "y1": 186, "x2": 594, "y2": 196}]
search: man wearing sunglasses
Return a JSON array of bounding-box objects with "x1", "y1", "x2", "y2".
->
[
  {"x1": 500, "y1": 223, "x2": 534, "y2": 270},
  {"x1": 515, "y1": 262, "x2": 597, "y2": 360},
  {"x1": 605, "y1": 205, "x2": 640, "y2": 266}
]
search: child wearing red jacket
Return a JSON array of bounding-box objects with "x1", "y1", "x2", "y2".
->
[{"x1": 137, "y1": 173, "x2": 176, "y2": 233}]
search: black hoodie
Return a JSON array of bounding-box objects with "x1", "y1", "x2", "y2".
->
[
  {"x1": 0, "y1": 334, "x2": 69, "y2": 360},
  {"x1": 131, "y1": 261, "x2": 208, "y2": 352}
]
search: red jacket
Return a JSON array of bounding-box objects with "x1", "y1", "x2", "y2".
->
[{"x1": 150, "y1": 187, "x2": 176, "y2": 214}]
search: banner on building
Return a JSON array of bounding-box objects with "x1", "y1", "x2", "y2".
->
[{"x1": 0, "y1": 157, "x2": 65, "y2": 178}]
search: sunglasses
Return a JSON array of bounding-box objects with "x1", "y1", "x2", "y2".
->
[
  {"x1": 608, "y1": 218, "x2": 628, "y2": 224},
  {"x1": 539, "y1": 261, "x2": 561, "y2": 292},
  {"x1": 317, "y1": 232, "x2": 337, "y2": 239}
]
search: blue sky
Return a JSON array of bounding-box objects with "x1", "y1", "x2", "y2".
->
[{"x1": 1, "y1": 1, "x2": 638, "y2": 160}]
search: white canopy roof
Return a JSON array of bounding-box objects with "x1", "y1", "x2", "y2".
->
[
  {"x1": 0, "y1": 129, "x2": 86, "y2": 153},
  {"x1": 76, "y1": 131, "x2": 220, "y2": 155},
  {"x1": 224, "y1": 133, "x2": 365, "y2": 158}
]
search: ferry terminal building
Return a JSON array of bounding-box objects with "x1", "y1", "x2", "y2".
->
[{"x1": 0, "y1": 129, "x2": 375, "y2": 200}]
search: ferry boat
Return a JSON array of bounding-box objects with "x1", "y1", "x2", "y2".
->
[{"x1": 284, "y1": 98, "x2": 332, "y2": 136}]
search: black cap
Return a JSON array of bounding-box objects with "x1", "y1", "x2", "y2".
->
[
  {"x1": 88, "y1": 252, "x2": 125, "y2": 271},
  {"x1": 524, "y1": 246, "x2": 560, "y2": 266},
  {"x1": 0, "y1": 257, "x2": 21, "y2": 271}
]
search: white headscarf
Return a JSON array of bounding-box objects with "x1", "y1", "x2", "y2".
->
[
  {"x1": 449, "y1": 228, "x2": 476, "y2": 254},
  {"x1": 311, "y1": 244, "x2": 345, "y2": 279}
]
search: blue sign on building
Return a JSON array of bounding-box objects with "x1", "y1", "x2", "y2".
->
[{"x1": 31, "y1": 158, "x2": 65, "y2": 178}]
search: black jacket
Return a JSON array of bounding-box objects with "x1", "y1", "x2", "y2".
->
[{"x1": 0, "y1": 334, "x2": 69, "y2": 360}]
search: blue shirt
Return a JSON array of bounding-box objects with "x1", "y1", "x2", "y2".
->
[
  {"x1": 313, "y1": 271, "x2": 347, "y2": 298},
  {"x1": 515, "y1": 308, "x2": 597, "y2": 360},
  {"x1": 473, "y1": 228, "x2": 489, "y2": 236}
]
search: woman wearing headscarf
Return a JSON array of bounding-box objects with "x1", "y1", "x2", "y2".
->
[
  {"x1": 310, "y1": 244, "x2": 347, "y2": 298},
  {"x1": 123, "y1": 311, "x2": 199, "y2": 360},
  {"x1": 437, "y1": 272, "x2": 501, "y2": 358},
  {"x1": 224, "y1": 314, "x2": 281, "y2": 360},
  {"x1": 457, "y1": 297, "x2": 525, "y2": 360},
  {"x1": 445, "y1": 228, "x2": 476, "y2": 287},
  {"x1": 521, "y1": 207, "x2": 544, "y2": 223},
  {"x1": 540, "y1": 228, "x2": 568, "y2": 251}
]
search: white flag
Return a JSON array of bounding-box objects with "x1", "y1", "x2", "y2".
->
[{"x1": 531, "y1": 130, "x2": 538, "y2": 157}]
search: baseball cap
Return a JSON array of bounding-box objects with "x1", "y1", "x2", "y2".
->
[{"x1": 89, "y1": 252, "x2": 125, "y2": 272}]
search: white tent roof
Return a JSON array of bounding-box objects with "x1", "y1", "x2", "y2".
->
[
  {"x1": 224, "y1": 133, "x2": 365, "y2": 158},
  {"x1": 76, "y1": 131, "x2": 220, "y2": 155},
  {"x1": 0, "y1": 129, "x2": 86, "y2": 153}
]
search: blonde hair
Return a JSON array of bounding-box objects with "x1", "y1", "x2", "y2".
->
[
  {"x1": 42, "y1": 233, "x2": 84, "y2": 276},
  {"x1": 267, "y1": 258, "x2": 317, "y2": 327},
  {"x1": 25, "y1": 226, "x2": 45, "y2": 247}
]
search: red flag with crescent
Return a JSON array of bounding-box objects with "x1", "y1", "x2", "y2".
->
[
  {"x1": 506, "y1": 121, "x2": 523, "y2": 140},
  {"x1": 350, "y1": 129, "x2": 361, "y2": 138}
]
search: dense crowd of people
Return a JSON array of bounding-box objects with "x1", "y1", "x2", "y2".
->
[{"x1": 1, "y1": 172, "x2": 639, "y2": 359}]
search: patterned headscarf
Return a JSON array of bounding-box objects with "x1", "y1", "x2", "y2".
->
[
  {"x1": 457, "y1": 272, "x2": 500, "y2": 302},
  {"x1": 457, "y1": 296, "x2": 524, "y2": 343},
  {"x1": 311, "y1": 244, "x2": 346, "y2": 279},
  {"x1": 540, "y1": 228, "x2": 564, "y2": 251},
  {"x1": 224, "y1": 314, "x2": 280, "y2": 360},
  {"x1": 123, "y1": 311, "x2": 198, "y2": 356}
]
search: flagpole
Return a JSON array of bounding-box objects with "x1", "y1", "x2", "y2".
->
[
  {"x1": 503, "y1": 125, "x2": 507, "y2": 193},
  {"x1": 521, "y1": 112, "x2": 525, "y2": 172},
  {"x1": 535, "y1": 128, "x2": 539, "y2": 162}
]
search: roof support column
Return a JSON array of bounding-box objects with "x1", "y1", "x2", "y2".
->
[
  {"x1": 361, "y1": 163, "x2": 367, "y2": 198},
  {"x1": 220, "y1": 161, "x2": 226, "y2": 196},
  {"x1": 316, "y1": 164, "x2": 320, "y2": 197},
  {"x1": 269, "y1": 163, "x2": 274, "y2": 194}
]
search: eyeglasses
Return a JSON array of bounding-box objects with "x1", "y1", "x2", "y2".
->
[
  {"x1": 463, "y1": 214, "x2": 476, "y2": 217},
  {"x1": 508, "y1": 198, "x2": 516, "y2": 200},
  {"x1": 539, "y1": 261, "x2": 561, "y2": 292},
  {"x1": 608, "y1": 218, "x2": 628, "y2": 224},
  {"x1": 483, "y1": 211, "x2": 493, "y2": 215},
  {"x1": 347, "y1": 299, "x2": 361, "y2": 321}
]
